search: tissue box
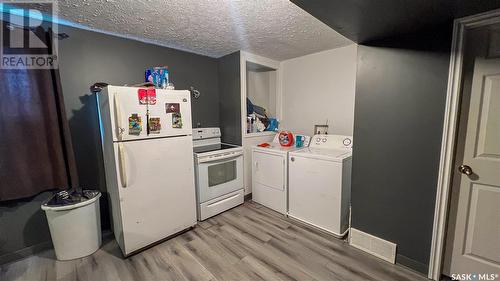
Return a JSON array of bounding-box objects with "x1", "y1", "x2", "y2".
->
[{"x1": 145, "y1": 66, "x2": 169, "y2": 88}]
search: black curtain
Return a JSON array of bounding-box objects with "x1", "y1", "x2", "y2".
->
[{"x1": 0, "y1": 23, "x2": 78, "y2": 201}]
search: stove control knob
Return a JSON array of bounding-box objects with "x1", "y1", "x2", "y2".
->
[
  {"x1": 322, "y1": 138, "x2": 327, "y2": 142},
  {"x1": 316, "y1": 137, "x2": 321, "y2": 142}
]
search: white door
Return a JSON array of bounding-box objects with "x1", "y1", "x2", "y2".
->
[
  {"x1": 288, "y1": 155, "x2": 342, "y2": 234},
  {"x1": 252, "y1": 150, "x2": 286, "y2": 213},
  {"x1": 157, "y1": 91, "x2": 192, "y2": 136},
  {"x1": 446, "y1": 58, "x2": 500, "y2": 275},
  {"x1": 109, "y1": 86, "x2": 192, "y2": 141},
  {"x1": 114, "y1": 136, "x2": 196, "y2": 255},
  {"x1": 253, "y1": 151, "x2": 285, "y2": 191}
]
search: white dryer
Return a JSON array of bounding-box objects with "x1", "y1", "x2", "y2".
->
[
  {"x1": 252, "y1": 134, "x2": 308, "y2": 214},
  {"x1": 288, "y1": 134, "x2": 353, "y2": 237}
]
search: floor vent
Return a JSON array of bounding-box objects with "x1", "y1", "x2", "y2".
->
[{"x1": 349, "y1": 228, "x2": 397, "y2": 264}]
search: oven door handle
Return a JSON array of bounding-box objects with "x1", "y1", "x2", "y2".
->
[{"x1": 199, "y1": 153, "x2": 242, "y2": 164}]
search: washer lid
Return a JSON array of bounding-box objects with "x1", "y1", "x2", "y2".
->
[{"x1": 290, "y1": 147, "x2": 352, "y2": 161}]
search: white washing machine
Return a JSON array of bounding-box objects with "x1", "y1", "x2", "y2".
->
[
  {"x1": 252, "y1": 134, "x2": 309, "y2": 214},
  {"x1": 288, "y1": 134, "x2": 353, "y2": 237}
]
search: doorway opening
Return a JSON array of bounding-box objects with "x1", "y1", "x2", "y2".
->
[{"x1": 430, "y1": 9, "x2": 500, "y2": 281}]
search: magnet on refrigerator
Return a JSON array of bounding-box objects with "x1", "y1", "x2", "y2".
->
[{"x1": 128, "y1": 114, "x2": 142, "y2": 135}]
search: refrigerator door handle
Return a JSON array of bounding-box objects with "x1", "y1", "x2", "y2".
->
[
  {"x1": 114, "y1": 94, "x2": 124, "y2": 140},
  {"x1": 118, "y1": 143, "x2": 127, "y2": 188}
]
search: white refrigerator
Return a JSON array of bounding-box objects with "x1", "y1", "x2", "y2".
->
[{"x1": 97, "y1": 85, "x2": 197, "y2": 256}]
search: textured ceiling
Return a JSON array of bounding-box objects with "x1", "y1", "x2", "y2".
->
[{"x1": 54, "y1": 0, "x2": 352, "y2": 60}]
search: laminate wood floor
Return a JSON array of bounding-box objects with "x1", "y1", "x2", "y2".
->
[{"x1": 0, "y1": 202, "x2": 428, "y2": 281}]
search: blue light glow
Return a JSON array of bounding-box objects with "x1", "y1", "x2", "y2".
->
[
  {"x1": 95, "y1": 93, "x2": 105, "y2": 145},
  {"x1": 1, "y1": 3, "x2": 80, "y2": 27}
]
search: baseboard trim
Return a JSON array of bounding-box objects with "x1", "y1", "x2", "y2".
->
[
  {"x1": 244, "y1": 193, "x2": 252, "y2": 201},
  {"x1": 396, "y1": 254, "x2": 429, "y2": 275},
  {"x1": 0, "y1": 240, "x2": 53, "y2": 266}
]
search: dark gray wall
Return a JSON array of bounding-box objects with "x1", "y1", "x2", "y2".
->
[
  {"x1": 0, "y1": 24, "x2": 221, "y2": 264},
  {"x1": 0, "y1": 192, "x2": 53, "y2": 264},
  {"x1": 58, "y1": 24, "x2": 221, "y2": 212},
  {"x1": 59, "y1": 24, "x2": 220, "y2": 133},
  {"x1": 218, "y1": 51, "x2": 242, "y2": 145},
  {"x1": 290, "y1": 1, "x2": 500, "y2": 275},
  {"x1": 352, "y1": 25, "x2": 452, "y2": 273}
]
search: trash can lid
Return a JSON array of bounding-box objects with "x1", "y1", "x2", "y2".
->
[{"x1": 42, "y1": 190, "x2": 101, "y2": 211}]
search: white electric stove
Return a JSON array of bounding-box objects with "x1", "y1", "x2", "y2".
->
[{"x1": 192, "y1": 128, "x2": 244, "y2": 221}]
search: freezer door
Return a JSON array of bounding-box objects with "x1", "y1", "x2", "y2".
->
[
  {"x1": 153, "y1": 90, "x2": 192, "y2": 136},
  {"x1": 113, "y1": 136, "x2": 196, "y2": 255},
  {"x1": 107, "y1": 86, "x2": 192, "y2": 141}
]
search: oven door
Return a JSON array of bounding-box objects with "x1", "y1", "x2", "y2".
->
[{"x1": 196, "y1": 154, "x2": 243, "y2": 203}]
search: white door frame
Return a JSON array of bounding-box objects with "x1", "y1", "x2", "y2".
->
[
  {"x1": 239, "y1": 51, "x2": 283, "y2": 140},
  {"x1": 429, "y1": 8, "x2": 500, "y2": 280}
]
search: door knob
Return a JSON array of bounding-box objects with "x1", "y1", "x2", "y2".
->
[{"x1": 458, "y1": 164, "x2": 473, "y2": 175}]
